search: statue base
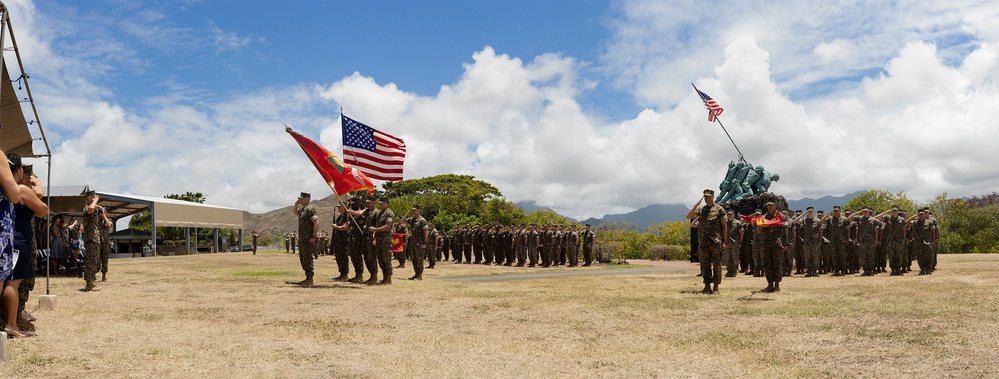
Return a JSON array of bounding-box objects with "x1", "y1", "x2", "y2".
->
[{"x1": 723, "y1": 192, "x2": 789, "y2": 216}]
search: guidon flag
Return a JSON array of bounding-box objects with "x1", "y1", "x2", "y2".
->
[
  {"x1": 741, "y1": 212, "x2": 784, "y2": 228},
  {"x1": 286, "y1": 126, "x2": 375, "y2": 196}
]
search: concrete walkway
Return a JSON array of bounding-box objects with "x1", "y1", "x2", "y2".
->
[{"x1": 441, "y1": 261, "x2": 697, "y2": 283}]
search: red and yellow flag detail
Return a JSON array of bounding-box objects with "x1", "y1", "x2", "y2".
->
[
  {"x1": 286, "y1": 127, "x2": 375, "y2": 196},
  {"x1": 391, "y1": 233, "x2": 405, "y2": 252},
  {"x1": 741, "y1": 212, "x2": 784, "y2": 227}
]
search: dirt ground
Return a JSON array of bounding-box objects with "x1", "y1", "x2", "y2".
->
[{"x1": 2, "y1": 251, "x2": 998, "y2": 378}]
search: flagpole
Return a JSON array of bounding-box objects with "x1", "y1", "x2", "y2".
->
[
  {"x1": 326, "y1": 182, "x2": 367, "y2": 232},
  {"x1": 692, "y1": 83, "x2": 743, "y2": 158}
]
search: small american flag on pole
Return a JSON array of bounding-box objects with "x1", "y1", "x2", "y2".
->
[
  {"x1": 341, "y1": 114, "x2": 407, "y2": 181},
  {"x1": 696, "y1": 89, "x2": 724, "y2": 122}
]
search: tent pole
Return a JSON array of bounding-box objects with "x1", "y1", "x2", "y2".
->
[{"x1": 150, "y1": 204, "x2": 156, "y2": 256}]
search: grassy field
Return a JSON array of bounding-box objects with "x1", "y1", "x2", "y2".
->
[{"x1": 3, "y1": 251, "x2": 998, "y2": 378}]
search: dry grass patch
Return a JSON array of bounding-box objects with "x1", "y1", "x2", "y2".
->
[{"x1": 2, "y1": 251, "x2": 999, "y2": 378}]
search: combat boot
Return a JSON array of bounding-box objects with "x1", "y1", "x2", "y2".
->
[
  {"x1": 377, "y1": 274, "x2": 392, "y2": 285},
  {"x1": 700, "y1": 284, "x2": 712, "y2": 294},
  {"x1": 83, "y1": 281, "x2": 101, "y2": 292},
  {"x1": 348, "y1": 274, "x2": 363, "y2": 283},
  {"x1": 409, "y1": 274, "x2": 422, "y2": 281},
  {"x1": 299, "y1": 274, "x2": 314, "y2": 286},
  {"x1": 773, "y1": 283, "x2": 780, "y2": 292},
  {"x1": 762, "y1": 284, "x2": 775, "y2": 293},
  {"x1": 712, "y1": 283, "x2": 719, "y2": 294},
  {"x1": 364, "y1": 273, "x2": 379, "y2": 285},
  {"x1": 101, "y1": 272, "x2": 107, "y2": 282},
  {"x1": 333, "y1": 273, "x2": 349, "y2": 281}
]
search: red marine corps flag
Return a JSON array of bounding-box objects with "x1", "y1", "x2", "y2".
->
[{"x1": 286, "y1": 126, "x2": 375, "y2": 196}]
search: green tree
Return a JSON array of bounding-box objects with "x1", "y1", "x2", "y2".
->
[
  {"x1": 648, "y1": 220, "x2": 691, "y2": 246},
  {"x1": 931, "y1": 192, "x2": 999, "y2": 253},
  {"x1": 379, "y1": 174, "x2": 526, "y2": 228},
  {"x1": 844, "y1": 190, "x2": 918, "y2": 214},
  {"x1": 523, "y1": 210, "x2": 573, "y2": 227}
]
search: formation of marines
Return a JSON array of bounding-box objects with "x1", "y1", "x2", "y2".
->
[
  {"x1": 442, "y1": 222, "x2": 596, "y2": 268},
  {"x1": 285, "y1": 194, "x2": 599, "y2": 286},
  {"x1": 691, "y1": 188, "x2": 941, "y2": 294}
]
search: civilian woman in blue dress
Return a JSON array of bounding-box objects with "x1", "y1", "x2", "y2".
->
[
  {"x1": 0, "y1": 151, "x2": 23, "y2": 337},
  {"x1": 6, "y1": 154, "x2": 47, "y2": 334}
]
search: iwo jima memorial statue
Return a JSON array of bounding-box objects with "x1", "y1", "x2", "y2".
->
[{"x1": 694, "y1": 84, "x2": 787, "y2": 213}]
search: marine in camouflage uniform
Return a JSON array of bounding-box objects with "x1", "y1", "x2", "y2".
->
[
  {"x1": 405, "y1": 206, "x2": 429, "y2": 280},
  {"x1": 484, "y1": 225, "x2": 496, "y2": 265},
  {"x1": 370, "y1": 197, "x2": 396, "y2": 285},
  {"x1": 535, "y1": 225, "x2": 548, "y2": 268},
  {"x1": 909, "y1": 210, "x2": 935, "y2": 275},
  {"x1": 782, "y1": 211, "x2": 795, "y2": 276},
  {"x1": 565, "y1": 225, "x2": 580, "y2": 267},
  {"x1": 687, "y1": 189, "x2": 727, "y2": 294},
  {"x1": 557, "y1": 226, "x2": 568, "y2": 266},
  {"x1": 850, "y1": 208, "x2": 883, "y2": 276},
  {"x1": 363, "y1": 200, "x2": 380, "y2": 283},
  {"x1": 724, "y1": 211, "x2": 743, "y2": 277},
  {"x1": 471, "y1": 225, "x2": 482, "y2": 264},
  {"x1": 927, "y1": 212, "x2": 939, "y2": 272},
  {"x1": 795, "y1": 207, "x2": 822, "y2": 277},
  {"x1": 82, "y1": 190, "x2": 103, "y2": 291},
  {"x1": 525, "y1": 225, "x2": 539, "y2": 267},
  {"x1": 741, "y1": 216, "x2": 756, "y2": 275},
  {"x1": 346, "y1": 199, "x2": 371, "y2": 283},
  {"x1": 581, "y1": 224, "x2": 596, "y2": 266},
  {"x1": 844, "y1": 211, "x2": 859, "y2": 275},
  {"x1": 514, "y1": 226, "x2": 527, "y2": 266},
  {"x1": 758, "y1": 202, "x2": 784, "y2": 292},
  {"x1": 462, "y1": 225, "x2": 473, "y2": 264},
  {"x1": 99, "y1": 206, "x2": 112, "y2": 281},
  {"x1": 822, "y1": 206, "x2": 850, "y2": 277},
  {"x1": 331, "y1": 204, "x2": 351, "y2": 281},
  {"x1": 751, "y1": 210, "x2": 764, "y2": 277},
  {"x1": 792, "y1": 210, "x2": 805, "y2": 275},
  {"x1": 428, "y1": 223, "x2": 439, "y2": 268},
  {"x1": 502, "y1": 226, "x2": 515, "y2": 266},
  {"x1": 294, "y1": 192, "x2": 320, "y2": 286},
  {"x1": 879, "y1": 206, "x2": 907, "y2": 276}
]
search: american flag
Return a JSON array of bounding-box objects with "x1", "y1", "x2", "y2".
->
[
  {"x1": 696, "y1": 89, "x2": 724, "y2": 122},
  {"x1": 341, "y1": 115, "x2": 407, "y2": 181}
]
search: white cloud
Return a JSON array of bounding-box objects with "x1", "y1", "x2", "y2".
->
[{"x1": 10, "y1": 0, "x2": 999, "y2": 223}]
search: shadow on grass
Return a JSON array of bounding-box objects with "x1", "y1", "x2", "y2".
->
[
  {"x1": 738, "y1": 291, "x2": 774, "y2": 301},
  {"x1": 282, "y1": 282, "x2": 366, "y2": 290}
]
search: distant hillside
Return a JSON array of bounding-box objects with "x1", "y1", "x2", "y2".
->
[
  {"x1": 786, "y1": 191, "x2": 861, "y2": 213},
  {"x1": 515, "y1": 200, "x2": 557, "y2": 215},
  {"x1": 243, "y1": 194, "x2": 344, "y2": 235},
  {"x1": 599, "y1": 204, "x2": 692, "y2": 227}
]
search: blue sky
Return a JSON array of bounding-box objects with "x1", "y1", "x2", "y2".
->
[
  {"x1": 10, "y1": 0, "x2": 999, "y2": 219},
  {"x1": 36, "y1": 0, "x2": 635, "y2": 118}
]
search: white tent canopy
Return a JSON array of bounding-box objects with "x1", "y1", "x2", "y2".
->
[{"x1": 45, "y1": 186, "x2": 244, "y2": 230}]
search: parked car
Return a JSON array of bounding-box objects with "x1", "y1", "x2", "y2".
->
[{"x1": 230, "y1": 244, "x2": 254, "y2": 252}]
